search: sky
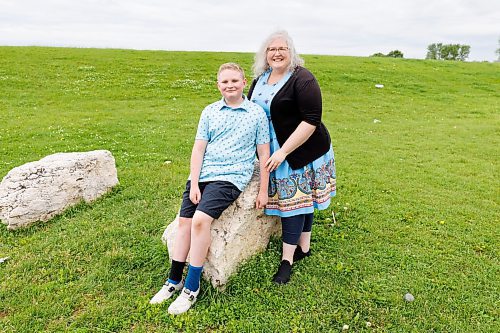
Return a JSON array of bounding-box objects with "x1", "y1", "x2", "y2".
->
[{"x1": 1, "y1": 0, "x2": 499, "y2": 62}]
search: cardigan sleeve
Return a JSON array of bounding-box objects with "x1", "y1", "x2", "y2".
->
[
  {"x1": 247, "y1": 78, "x2": 258, "y2": 99},
  {"x1": 295, "y1": 74, "x2": 322, "y2": 126}
]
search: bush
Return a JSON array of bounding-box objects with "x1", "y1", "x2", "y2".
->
[
  {"x1": 370, "y1": 50, "x2": 404, "y2": 58},
  {"x1": 386, "y1": 50, "x2": 404, "y2": 58}
]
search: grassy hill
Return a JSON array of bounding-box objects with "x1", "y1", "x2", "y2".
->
[{"x1": 0, "y1": 46, "x2": 498, "y2": 332}]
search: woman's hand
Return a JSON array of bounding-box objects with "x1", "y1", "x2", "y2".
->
[
  {"x1": 265, "y1": 149, "x2": 288, "y2": 172},
  {"x1": 189, "y1": 184, "x2": 201, "y2": 204}
]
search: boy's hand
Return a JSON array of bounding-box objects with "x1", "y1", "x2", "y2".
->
[
  {"x1": 255, "y1": 190, "x2": 268, "y2": 209},
  {"x1": 189, "y1": 185, "x2": 201, "y2": 204}
]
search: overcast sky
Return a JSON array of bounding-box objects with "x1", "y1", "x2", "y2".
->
[{"x1": 1, "y1": 0, "x2": 499, "y2": 61}]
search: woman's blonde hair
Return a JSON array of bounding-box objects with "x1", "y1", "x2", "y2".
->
[{"x1": 252, "y1": 30, "x2": 304, "y2": 78}]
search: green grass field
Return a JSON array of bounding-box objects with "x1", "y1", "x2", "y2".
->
[{"x1": 0, "y1": 46, "x2": 499, "y2": 332}]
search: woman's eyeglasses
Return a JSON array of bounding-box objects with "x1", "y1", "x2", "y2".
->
[{"x1": 267, "y1": 47, "x2": 289, "y2": 54}]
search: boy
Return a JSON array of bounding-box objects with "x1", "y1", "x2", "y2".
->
[{"x1": 150, "y1": 63, "x2": 270, "y2": 315}]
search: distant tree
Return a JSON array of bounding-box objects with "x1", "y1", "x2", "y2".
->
[
  {"x1": 387, "y1": 50, "x2": 404, "y2": 58},
  {"x1": 426, "y1": 43, "x2": 470, "y2": 61},
  {"x1": 370, "y1": 52, "x2": 386, "y2": 57},
  {"x1": 458, "y1": 45, "x2": 471, "y2": 61},
  {"x1": 426, "y1": 43, "x2": 442, "y2": 60},
  {"x1": 440, "y1": 44, "x2": 459, "y2": 60}
]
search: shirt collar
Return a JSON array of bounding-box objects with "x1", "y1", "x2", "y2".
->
[{"x1": 217, "y1": 95, "x2": 250, "y2": 112}]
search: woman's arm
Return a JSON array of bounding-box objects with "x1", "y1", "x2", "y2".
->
[
  {"x1": 265, "y1": 121, "x2": 315, "y2": 172},
  {"x1": 266, "y1": 70, "x2": 322, "y2": 172}
]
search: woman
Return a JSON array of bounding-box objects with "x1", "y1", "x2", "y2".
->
[{"x1": 248, "y1": 30, "x2": 336, "y2": 284}]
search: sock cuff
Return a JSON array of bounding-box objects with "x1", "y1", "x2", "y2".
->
[
  {"x1": 171, "y1": 259, "x2": 186, "y2": 265},
  {"x1": 167, "y1": 278, "x2": 180, "y2": 285},
  {"x1": 188, "y1": 264, "x2": 203, "y2": 271}
]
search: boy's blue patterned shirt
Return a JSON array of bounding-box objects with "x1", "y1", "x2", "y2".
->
[{"x1": 194, "y1": 96, "x2": 270, "y2": 191}]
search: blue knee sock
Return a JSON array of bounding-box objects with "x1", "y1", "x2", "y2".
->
[{"x1": 184, "y1": 264, "x2": 203, "y2": 292}]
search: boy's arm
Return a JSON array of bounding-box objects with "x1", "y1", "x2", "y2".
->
[
  {"x1": 189, "y1": 139, "x2": 208, "y2": 204},
  {"x1": 256, "y1": 142, "x2": 270, "y2": 209}
]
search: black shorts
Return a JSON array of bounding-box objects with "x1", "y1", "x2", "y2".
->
[{"x1": 179, "y1": 180, "x2": 241, "y2": 219}]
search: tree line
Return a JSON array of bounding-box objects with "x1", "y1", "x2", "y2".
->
[
  {"x1": 371, "y1": 42, "x2": 475, "y2": 61},
  {"x1": 425, "y1": 43, "x2": 470, "y2": 61}
]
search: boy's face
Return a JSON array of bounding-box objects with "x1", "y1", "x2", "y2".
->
[{"x1": 217, "y1": 69, "x2": 247, "y2": 103}]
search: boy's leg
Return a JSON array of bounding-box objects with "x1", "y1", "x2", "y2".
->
[
  {"x1": 171, "y1": 217, "x2": 192, "y2": 263},
  {"x1": 168, "y1": 181, "x2": 200, "y2": 283},
  {"x1": 188, "y1": 210, "x2": 214, "y2": 267},
  {"x1": 149, "y1": 218, "x2": 191, "y2": 304},
  {"x1": 169, "y1": 180, "x2": 200, "y2": 273},
  {"x1": 183, "y1": 210, "x2": 214, "y2": 292},
  {"x1": 168, "y1": 181, "x2": 240, "y2": 314},
  {"x1": 150, "y1": 182, "x2": 198, "y2": 304},
  {"x1": 167, "y1": 216, "x2": 192, "y2": 284},
  {"x1": 167, "y1": 211, "x2": 213, "y2": 315}
]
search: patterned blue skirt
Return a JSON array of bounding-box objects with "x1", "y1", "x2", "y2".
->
[{"x1": 265, "y1": 123, "x2": 336, "y2": 217}]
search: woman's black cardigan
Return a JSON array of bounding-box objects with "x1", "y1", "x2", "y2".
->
[{"x1": 248, "y1": 66, "x2": 331, "y2": 170}]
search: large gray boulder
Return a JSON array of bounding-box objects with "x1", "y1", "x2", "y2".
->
[
  {"x1": 0, "y1": 150, "x2": 118, "y2": 230},
  {"x1": 162, "y1": 164, "x2": 280, "y2": 289}
]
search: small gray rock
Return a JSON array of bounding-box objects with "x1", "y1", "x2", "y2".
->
[
  {"x1": 404, "y1": 293, "x2": 415, "y2": 302},
  {"x1": 0, "y1": 257, "x2": 10, "y2": 264}
]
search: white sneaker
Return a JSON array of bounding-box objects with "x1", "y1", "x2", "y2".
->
[
  {"x1": 167, "y1": 287, "x2": 200, "y2": 315},
  {"x1": 149, "y1": 280, "x2": 184, "y2": 304}
]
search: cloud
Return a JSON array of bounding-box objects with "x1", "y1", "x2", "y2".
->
[{"x1": 1, "y1": 0, "x2": 498, "y2": 61}]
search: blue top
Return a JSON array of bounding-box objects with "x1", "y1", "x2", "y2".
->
[
  {"x1": 194, "y1": 96, "x2": 270, "y2": 191},
  {"x1": 250, "y1": 69, "x2": 292, "y2": 118},
  {"x1": 248, "y1": 67, "x2": 330, "y2": 170}
]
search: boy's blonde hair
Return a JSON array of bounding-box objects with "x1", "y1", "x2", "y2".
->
[{"x1": 217, "y1": 62, "x2": 245, "y2": 81}]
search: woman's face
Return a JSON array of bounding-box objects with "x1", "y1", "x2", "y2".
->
[{"x1": 266, "y1": 37, "x2": 291, "y2": 72}]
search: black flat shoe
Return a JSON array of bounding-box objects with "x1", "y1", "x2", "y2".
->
[
  {"x1": 272, "y1": 260, "x2": 292, "y2": 284},
  {"x1": 293, "y1": 245, "x2": 311, "y2": 262}
]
